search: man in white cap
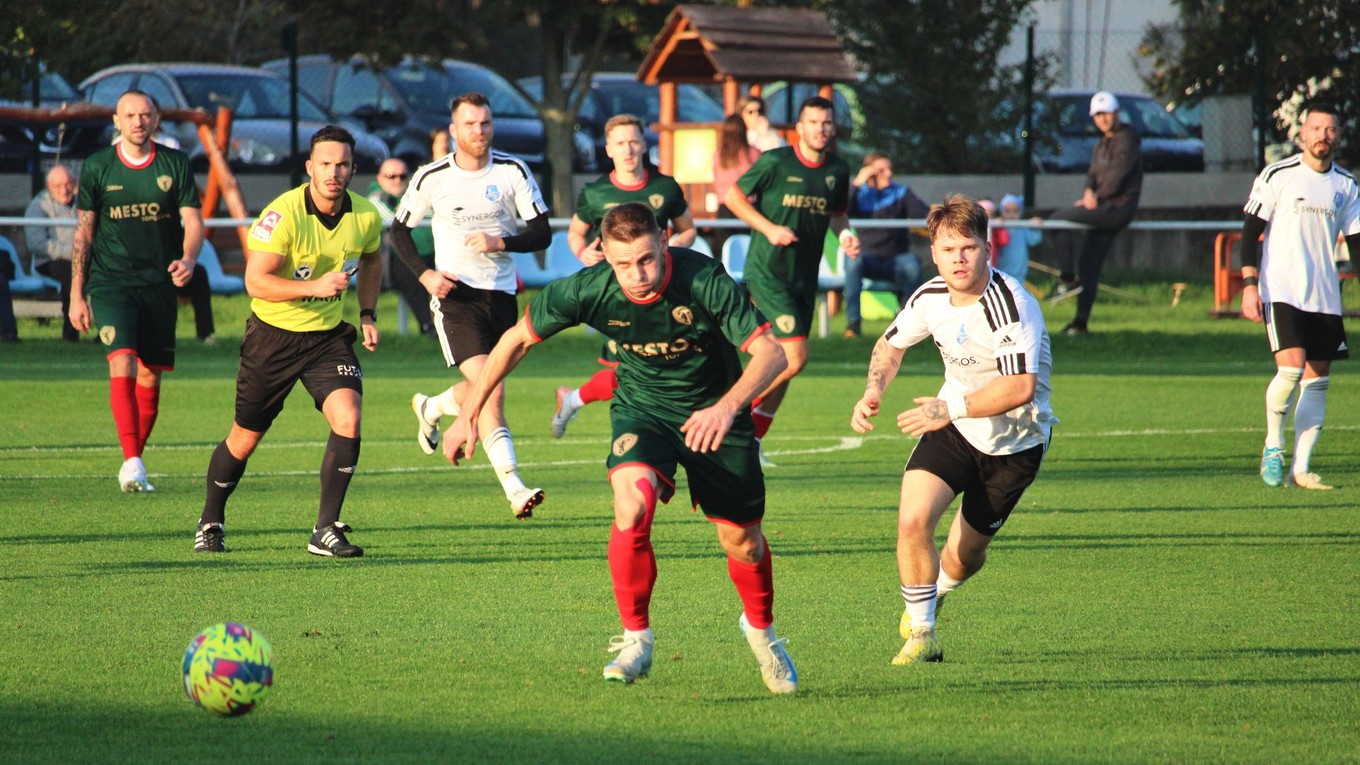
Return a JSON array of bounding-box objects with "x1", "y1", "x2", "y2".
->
[{"x1": 1044, "y1": 90, "x2": 1142, "y2": 335}]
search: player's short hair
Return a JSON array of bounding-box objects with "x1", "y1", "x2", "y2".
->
[
  {"x1": 798, "y1": 95, "x2": 835, "y2": 120},
  {"x1": 450, "y1": 92, "x2": 491, "y2": 116},
  {"x1": 1301, "y1": 101, "x2": 1340, "y2": 122},
  {"x1": 927, "y1": 194, "x2": 989, "y2": 243},
  {"x1": 117, "y1": 89, "x2": 159, "y2": 112},
  {"x1": 601, "y1": 201, "x2": 662, "y2": 245},
  {"x1": 310, "y1": 125, "x2": 355, "y2": 151},
  {"x1": 862, "y1": 151, "x2": 889, "y2": 167},
  {"x1": 604, "y1": 113, "x2": 644, "y2": 138}
]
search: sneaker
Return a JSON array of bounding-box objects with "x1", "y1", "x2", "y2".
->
[
  {"x1": 1044, "y1": 280, "x2": 1082, "y2": 303},
  {"x1": 307, "y1": 522, "x2": 364, "y2": 558},
  {"x1": 509, "y1": 487, "x2": 545, "y2": 520},
  {"x1": 738, "y1": 613, "x2": 798, "y2": 694},
  {"x1": 411, "y1": 393, "x2": 439, "y2": 456},
  {"x1": 201, "y1": 335, "x2": 219, "y2": 346},
  {"x1": 842, "y1": 320, "x2": 861, "y2": 339},
  {"x1": 194, "y1": 522, "x2": 226, "y2": 553},
  {"x1": 1259, "y1": 446, "x2": 1285, "y2": 487},
  {"x1": 602, "y1": 629, "x2": 653, "y2": 683},
  {"x1": 892, "y1": 623, "x2": 943, "y2": 666},
  {"x1": 1288, "y1": 471, "x2": 1333, "y2": 490},
  {"x1": 550, "y1": 386, "x2": 578, "y2": 438},
  {"x1": 118, "y1": 458, "x2": 155, "y2": 493},
  {"x1": 1060, "y1": 322, "x2": 1088, "y2": 336},
  {"x1": 758, "y1": 444, "x2": 777, "y2": 469}
]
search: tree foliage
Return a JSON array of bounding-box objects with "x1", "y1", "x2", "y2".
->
[{"x1": 1139, "y1": 0, "x2": 1360, "y2": 166}]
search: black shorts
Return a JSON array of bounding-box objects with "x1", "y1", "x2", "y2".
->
[
  {"x1": 431, "y1": 286, "x2": 518, "y2": 367},
  {"x1": 904, "y1": 424, "x2": 1045, "y2": 536},
  {"x1": 234, "y1": 315, "x2": 363, "y2": 433},
  {"x1": 1265, "y1": 302, "x2": 1349, "y2": 360}
]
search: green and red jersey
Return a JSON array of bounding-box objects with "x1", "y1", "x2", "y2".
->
[
  {"x1": 735, "y1": 144, "x2": 850, "y2": 290},
  {"x1": 574, "y1": 170, "x2": 688, "y2": 241}
]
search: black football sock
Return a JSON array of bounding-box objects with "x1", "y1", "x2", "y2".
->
[
  {"x1": 317, "y1": 432, "x2": 360, "y2": 530},
  {"x1": 201, "y1": 441, "x2": 247, "y2": 526}
]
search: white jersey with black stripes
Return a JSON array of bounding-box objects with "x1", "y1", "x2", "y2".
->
[
  {"x1": 884, "y1": 268, "x2": 1055, "y2": 455},
  {"x1": 395, "y1": 150, "x2": 548, "y2": 293}
]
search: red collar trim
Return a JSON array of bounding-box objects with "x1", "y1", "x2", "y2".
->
[
  {"x1": 794, "y1": 143, "x2": 825, "y2": 169},
  {"x1": 611, "y1": 169, "x2": 649, "y2": 191},
  {"x1": 622, "y1": 248, "x2": 673, "y2": 305},
  {"x1": 117, "y1": 143, "x2": 156, "y2": 170}
]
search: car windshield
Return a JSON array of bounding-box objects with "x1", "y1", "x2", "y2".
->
[
  {"x1": 1052, "y1": 95, "x2": 1192, "y2": 140},
  {"x1": 38, "y1": 73, "x2": 79, "y2": 102},
  {"x1": 588, "y1": 80, "x2": 724, "y2": 124},
  {"x1": 173, "y1": 73, "x2": 330, "y2": 121},
  {"x1": 388, "y1": 62, "x2": 537, "y2": 119}
]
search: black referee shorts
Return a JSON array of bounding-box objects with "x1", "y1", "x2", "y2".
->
[
  {"x1": 904, "y1": 424, "x2": 1045, "y2": 536},
  {"x1": 234, "y1": 315, "x2": 363, "y2": 433}
]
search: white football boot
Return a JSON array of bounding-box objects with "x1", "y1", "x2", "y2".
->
[
  {"x1": 603, "y1": 629, "x2": 653, "y2": 683},
  {"x1": 411, "y1": 393, "x2": 440, "y2": 456},
  {"x1": 119, "y1": 457, "x2": 155, "y2": 493},
  {"x1": 739, "y1": 613, "x2": 797, "y2": 694}
]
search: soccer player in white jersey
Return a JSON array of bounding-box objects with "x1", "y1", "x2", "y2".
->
[
  {"x1": 851, "y1": 194, "x2": 1055, "y2": 665},
  {"x1": 1241, "y1": 102, "x2": 1360, "y2": 490},
  {"x1": 390, "y1": 92, "x2": 553, "y2": 519}
]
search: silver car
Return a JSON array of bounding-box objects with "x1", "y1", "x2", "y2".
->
[{"x1": 79, "y1": 63, "x2": 389, "y2": 173}]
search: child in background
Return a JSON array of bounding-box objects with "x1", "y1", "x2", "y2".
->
[
  {"x1": 996, "y1": 193, "x2": 1043, "y2": 283},
  {"x1": 979, "y1": 197, "x2": 1008, "y2": 267}
]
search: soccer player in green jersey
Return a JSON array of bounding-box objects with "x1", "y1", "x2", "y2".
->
[
  {"x1": 552, "y1": 114, "x2": 698, "y2": 438},
  {"x1": 69, "y1": 90, "x2": 203, "y2": 493},
  {"x1": 724, "y1": 96, "x2": 861, "y2": 464},
  {"x1": 445, "y1": 202, "x2": 799, "y2": 695}
]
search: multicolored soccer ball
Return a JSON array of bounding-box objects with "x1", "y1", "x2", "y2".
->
[{"x1": 182, "y1": 622, "x2": 274, "y2": 717}]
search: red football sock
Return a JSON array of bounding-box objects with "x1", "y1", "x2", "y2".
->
[
  {"x1": 728, "y1": 536, "x2": 774, "y2": 629},
  {"x1": 751, "y1": 408, "x2": 774, "y2": 441},
  {"x1": 579, "y1": 368, "x2": 618, "y2": 404},
  {"x1": 608, "y1": 479, "x2": 658, "y2": 631},
  {"x1": 109, "y1": 377, "x2": 140, "y2": 459},
  {"x1": 136, "y1": 383, "x2": 160, "y2": 453}
]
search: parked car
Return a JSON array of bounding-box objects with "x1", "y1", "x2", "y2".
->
[
  {"x1": 79, "y1": 63, "x2": 390, "y2": 174},
  {"x1": 0, "y1": 68, "x2": 108, "y2": 173},
  {"x1": 517, "y1": 72, "x2": 725, "y2": 168},
  {"x1": 265, "y1": 55, "x2": 593, "y2": 173},
  {"x1": 1032, "y1": 90, "x2": 1204, "y2": 173}
]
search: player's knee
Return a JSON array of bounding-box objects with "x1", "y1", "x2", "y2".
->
[{"x1": 720, "y1": 529, "x2": 763, "y2": 563}]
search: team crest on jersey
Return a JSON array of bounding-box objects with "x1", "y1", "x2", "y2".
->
[
  {"x1": 294, "y1": 264, "x2": 314, "y2": 280},
  {"x1": 649, "y1": 194, "x2": 664, "y2": 210},
  {"x1": 156, "y1": 175, "x2": 173, "y2": 192},
  {"x1": 776, "y1": 315, "x2": 796, "y2": 334},
  {"x1": 825, "y1": 176, "x2": 836, "y2": 191},
  {"x1": 671, "y1": 305, "x2": 693, "y2": 325},
  {"x1": 252, "y1": 210, "x2": 283, "y2": 243},
  {"x1": 484, "y1": 184, "x2": 501, "y2": 202},
  {"x1": 612, "y1": 433, "x2": 638, "y2": 456},
  {"x1": 1337, "y1": 192, "x2": 1347, "y2": 209},
  {"x1": 955, "y1": 323, "x2": 968, "y2": 345},
  {"x1": 99, "y1": 326, "x2": 116, "y2": 345}
]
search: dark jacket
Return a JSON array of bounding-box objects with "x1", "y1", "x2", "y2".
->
[
  {"x1": 850, "y1": 182, "x2": 930, "y2": 258},
  {"x1": 1087, "y1": 124, "x2": 1142, "y2": 213}
]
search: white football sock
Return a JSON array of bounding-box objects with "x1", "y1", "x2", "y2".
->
[
  {"x1": 1264, "y1": 367, "x2": 1302, "y2": 449},
  {"x1": 482, "y1": 426, "x2": 527, "y2": 497},
  {"x1": 901, "y1": 584, "x2": 937, "y2": 629},
  {"x1": 1291, "y1": 376, "x2": 1329, "y2": 475},
  {"x1": 565, "y1": 388, "x2": 584, "y2": 411},
  {"x1": 424, "y1": 387, "x2": 462, "y2": 420},
  {"x1": 936, "y1": 565, "x2": 966, "y2": 601}
]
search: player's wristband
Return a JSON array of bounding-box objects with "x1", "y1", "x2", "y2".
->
[
  {"x1": 839, "y1": 228, "x2": 857, "y2": 243},
  {"x1": 939, "y1": 388, "x2": 968, "y2": 421},
  {"x1": 360, "y1": 308, "x2": 377, "y2": 321},
  {"x1": 1241, "y1": 276, "x2": 1259, "y2": 288}
]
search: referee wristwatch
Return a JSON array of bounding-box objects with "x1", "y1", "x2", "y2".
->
[{"x1": 360, "y1": 308, "x2": 378, "y2": 321}]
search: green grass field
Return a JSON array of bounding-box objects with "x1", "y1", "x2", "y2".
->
[{"x1": 3, "y1": 283, "x2": 1358, "y2": 764}]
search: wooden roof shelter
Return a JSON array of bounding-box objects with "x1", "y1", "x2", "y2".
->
[{"x1": 637, "y1": 5, "x2": 857, "y2": 176}]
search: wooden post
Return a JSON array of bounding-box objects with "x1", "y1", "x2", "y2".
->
[{"x1": 658, "y1": 81, "x2": 677, "y2": 175}]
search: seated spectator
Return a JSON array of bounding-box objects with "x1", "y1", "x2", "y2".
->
[
  {"x1": 996, "y1": 193, "x2": 1043, "y2": 284},
  {"x1": 0, "y1": 250, "x2": 15, "y2": 343},
  {"x1": 843, "y1": 152, "x2": 926, "y2": 337},
  {"x1": 25, "y1": 165, "x2": 78, "y2": 341},
  {"x1": 368, "y1": 158, "x2": 435, "y2": 336}
]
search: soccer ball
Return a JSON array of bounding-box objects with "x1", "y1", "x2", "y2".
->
[{"x1": 182, "y1": 622, "x2": 274, "y2": 717}]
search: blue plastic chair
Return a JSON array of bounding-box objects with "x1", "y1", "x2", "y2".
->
[
  {"x1": 3, "y1": 236, "x2": 59, "y2": 295},
  {"x1": 721, "y1": 234, "x2": 750, "y2": 282},
  {"x1": 197, "y1": 241, "x2": 245, "y2": 295}
]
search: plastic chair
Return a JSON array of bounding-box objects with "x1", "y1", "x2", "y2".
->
[
  {"x1": 512, "y1": 251, "x2": 552, "y2": 289},
  {"x1": 3, "y1": 236, "x2": 59, "y2": 295},
  {"x1": 197, "y1": 240, "x2": 245, "y2": 295},
  {"x1": 687, "y1": 235, "x2": 713, "y2": 258},
  {"x1": 721, "y1": 234, "x2": 750, "y2": 282},
  {"x1": 543, "y1": 231, "x2": 586, "y2": 281}
]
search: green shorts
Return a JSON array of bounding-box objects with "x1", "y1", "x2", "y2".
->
[
  {"x1": 90, "y1": 281, "x2": 178, "y2": 370},
  {"x1": 606, "y1": 405, "x2": 765, "y2": 526},
  {"x1": 744, "y1": 274, "x2": 814, "y2": 340}
]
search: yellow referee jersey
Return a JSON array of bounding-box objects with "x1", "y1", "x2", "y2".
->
[{"x1": 247, "y1": 185, "x2": 381, "y2": 332}]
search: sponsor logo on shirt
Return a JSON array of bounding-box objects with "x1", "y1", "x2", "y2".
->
[
  {"x1": 157, "y1": 175, "x2": 173, "y2": 192},
  {"x1": 607, "y1": 319, "x2": 631, "y2": 327},
  {"x1": 781, "y1": 194, "x2": 828, "y2": 213},
  {"x1": 613, "y1": 433, "x2": 638, "y2": 456},
  {"x1": 940, "y1": 350, "x2": 980, "y2": 367},
  {"x1": 107, "y1": 202, "x2": 165, "y2": 221},
  {"x1": 618, "y1": 338, "x2": 692, "y2": 359},
  {"x1": 671, "y1": 305, "x2": 693, "y2": 325},
  {"x1": 294, "y1": 264, "x2": 313, "y2": 280},
  {"x1": 998, "y1": 333, "x2": 1016, "y2": 349},
  {"x1": 786, "y1": 176, "x2": 802, "y2": 183},
  {"x1": 252, "y1": 209, "x2": 282, "y2": 243},
  {"x1": 107, "y1": 185, "x2": 124, "y2": 191},
  {"x1": 1292, "y1": 198, "x2": 1336, "y2": 217}
]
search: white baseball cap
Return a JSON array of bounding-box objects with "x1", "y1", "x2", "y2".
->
[{"x1": 1089, "y1": 91, "x2": 1120, "y2": 115}]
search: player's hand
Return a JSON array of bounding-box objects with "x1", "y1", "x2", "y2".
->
[
  {"x1": 443, "y1": 414, "x2": 478, "y2": 465},
  {"x1": 68, "y1": 294, "x2": 90, "y2": 333},
  {"x1": 311, "y1": 271, "x2": 350, "y2": 299},
  {"x1": 420, "y1": 269, "x2": 460, "y2": 299},
  {"x1": 851, "y1": 394, "x2": 880, "y2": 433},
  {"x1": 897, "y1": 396, "x2": 953, "y2": 437},
  {"x1": 578, "y1": 237, "x2": 605, "y2": 266},
  {"x1": 465, "y1": 232, "x2": 504, "y2": 254},
  {"x1": 360, "y1": 321, "x2": 379, "y2": 351},
  {"x1": 764, "y1": 225, "x2": 798, "y2": 247},
  {"x1": 167, "y1": 258, "x2": 195, "y2": 287},
  {"x1": 680, "y1": 402, "x2": 736, "y2": 454},
  {"x1": 840, "y1": 232, "x2": 861, "y2": 258},
  {"x1": 1241, "y1": 285, "x2": 1264, "y2": 323}
]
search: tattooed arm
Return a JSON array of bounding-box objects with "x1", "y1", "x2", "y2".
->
[
  {"x1": 67, "y1": 209, "x2": 97, "y2": 334},
  {"x1": 897, "y1": 373, "x2": 1037, "y2": 437},
  {"x1": 851, "y1": 335, "x2": 907, "y2": 433}
]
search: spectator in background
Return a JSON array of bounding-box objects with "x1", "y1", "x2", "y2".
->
[
  {"x1": 978, "y1": 197, "x2": 1009, "y2": 267},
  {"x1": 1044, "y1": 91, "x2": 1143, "y2": 336},
  {"x1": 431, "y1": 126, "x2": 450, "y2": 160},
  {"x1": 739, "y1": 95, "x2": 785, "y2": 152},
  {"x1": 0, "y1": 246, "x2": 15, "y2": 343},
  {"x1": 25, "y1": 165, "x2": 79, "y2": 341},
  {"x1": 843, "y1": 152, "x2": 926, "y2": 338},
  {"x1": 367, "y1": 157, "x2": 435, "y2": 336},
  {"x1": 996, "y1": 194, "x2": 1042, "y2": 284},
  {"x1": 712, "y1": 113, "x2": 761, "y2": 252}
]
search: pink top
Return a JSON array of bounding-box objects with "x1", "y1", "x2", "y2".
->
[{"x1": 712, "y1": 146, "x2": 762, "y2": 203}]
